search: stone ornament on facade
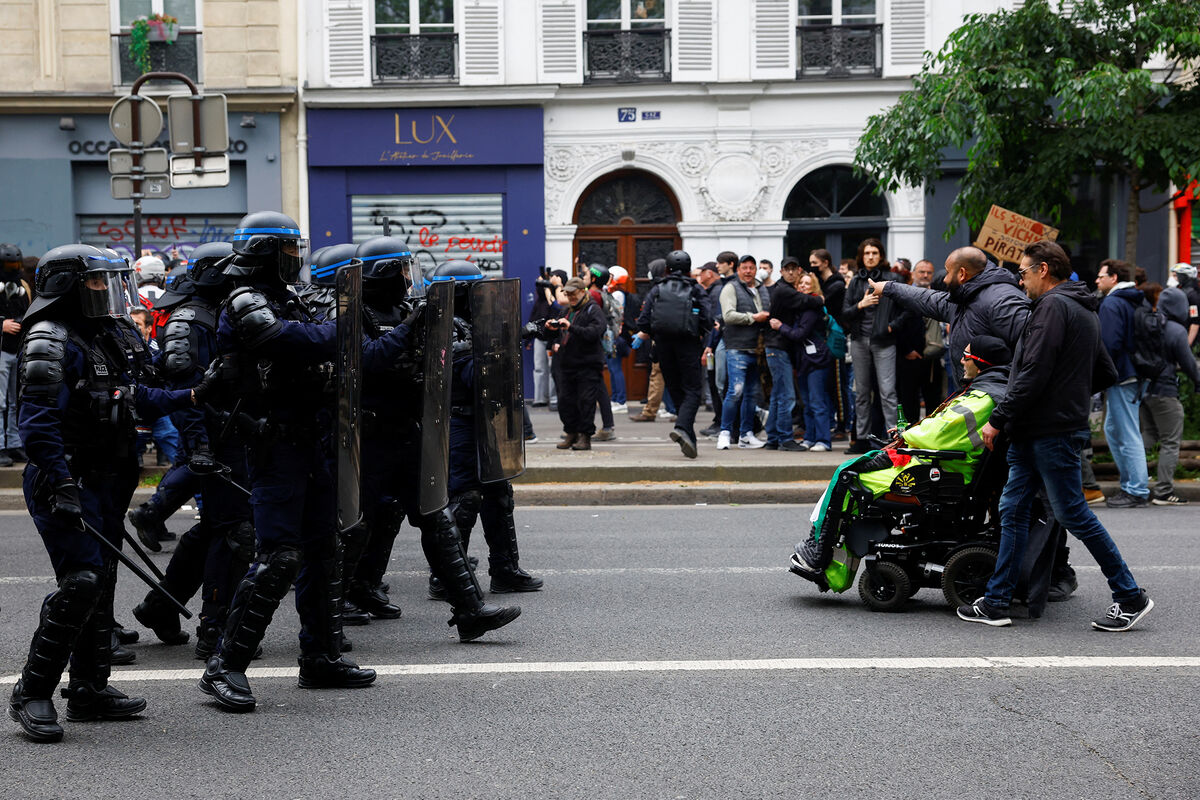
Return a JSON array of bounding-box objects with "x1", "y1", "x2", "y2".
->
[{"x1": 544, "y1": 136, "x2": 839, "y2": 225}]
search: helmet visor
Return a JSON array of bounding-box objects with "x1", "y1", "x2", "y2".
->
[{"x1": 79, "y1": 271, "x2": 132, "y2": 318}]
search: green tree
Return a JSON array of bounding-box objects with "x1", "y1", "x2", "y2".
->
[{"x1": 855, "y1": 0, "x2": 1200, "y2": 261}]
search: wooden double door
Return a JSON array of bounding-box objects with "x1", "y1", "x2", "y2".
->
[{"x1": 573, "y1": 227, "x2": 680, "y2": 402}]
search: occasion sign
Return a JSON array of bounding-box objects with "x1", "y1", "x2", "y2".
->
[
  {"x1": 974, "y1": 204, "x2": 1060, "y2": 263},
  {"x1": 307, "y1": 107, "x2": 543, "y2": 168}
]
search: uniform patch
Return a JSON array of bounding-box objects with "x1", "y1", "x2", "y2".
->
[
  {"x1": 94, "y1": 364, "x2": 108, "y2": 376},
  {"x1": 929, "y1": 468, "x2": 941, "y2": 482}
]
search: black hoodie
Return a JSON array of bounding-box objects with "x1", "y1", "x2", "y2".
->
[{"x1": 989, "y1": 281, "x2": 1118, "y2": 441}]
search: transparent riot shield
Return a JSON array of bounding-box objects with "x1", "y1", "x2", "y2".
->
[
  {"x1": 335, "y1": 259, "x2": 363, "y2": 533},
  {"x1": 419, "y1": 279, "x2": 454, "y2": 515},
  {"x1": 469, "y1": 279, "x2": 525, "y2": 483}
]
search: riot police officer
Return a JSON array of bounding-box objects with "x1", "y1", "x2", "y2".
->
[
  {"x1": 425, "y1": 260, "x2": 543, "y2": 597},
  {"x1": 198, "y1": 212, "x2": 420, "y2": 712},
  {"x1": 129, "y1": 242, "x2": 258, "y2": 659},
  {"x1": 9, "y1": 245, "x2": 206, "y2": 742},
  {"x1": 298, "y1": 243, "x2": 353, "y2": 323},
  {"x1": 348, "y1": 239, "x2": 521, "y2": 635}
]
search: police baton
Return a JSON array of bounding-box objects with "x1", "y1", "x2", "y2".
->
[
  {"x1": 77, "y1": 517, "x2": 193, "y2": 619},
  {"x1": 186, "y1": 458, "x2": 252, "y2": 498}
]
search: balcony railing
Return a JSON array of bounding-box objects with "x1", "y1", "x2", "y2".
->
[
  {"x1": 372, "y1": 33, "x2": 458, "y2": 83},
  {"x1": 113, "y1": 31, "x2": 201, "y2": 85},
  {"x1": 796, "y1": 24, "x2": 882, "y2": 79},
  {"x1": 583, "y1": 29, "x2": 671, "y2": 84}
]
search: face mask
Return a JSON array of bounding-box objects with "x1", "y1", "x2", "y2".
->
[{"x1": 756, "y1": 268, "x2": 769, "y2": 283}]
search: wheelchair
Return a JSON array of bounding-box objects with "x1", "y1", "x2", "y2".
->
[{"x1": 791, "y1": 441, "x2": 1009, "y2": 613}]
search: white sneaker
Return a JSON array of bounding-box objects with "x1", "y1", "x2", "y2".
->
[
  {"x1": 610, "y1": 402, "x2": 627, "y2": 413},
  {"x1": 657, "y1": 408, "x2": 675, "y2": 420},
  {"x1": 738, "y1": 433, "x2": 766, "y2": 449},
  {"x1": 716, "y1": 431, "x2": 731, "y2": 450},
  {"x1": 808, "y1": 442, "x2": 830, "y2": 452}
]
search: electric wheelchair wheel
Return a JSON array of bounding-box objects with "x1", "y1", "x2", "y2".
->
[
  {"x1": 858, "y1": 561, "x2": 912, "y2": 612},
  {"x1": 941, "y1": 546, "x2": 998, "y2": 609}
]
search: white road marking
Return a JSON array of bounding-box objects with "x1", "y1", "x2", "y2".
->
[
  {"x1": 3, "y1": 655, "x2": 1199, "y2": 686},
  {"x1": 1, "y1": 564, "x2": 1196, "y2": 586}
]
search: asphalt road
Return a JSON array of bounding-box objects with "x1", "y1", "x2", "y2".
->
[{"x1": 0, "y1": 504, "x2": 1197, "y2": 799}]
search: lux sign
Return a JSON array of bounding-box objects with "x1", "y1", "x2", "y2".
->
[{"x1": 394, "y1": 114, "x2": 457, "y2": 145}]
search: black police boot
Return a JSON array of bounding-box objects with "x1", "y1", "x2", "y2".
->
[
  {"x1": 428, "y1": 556, "x2": 478, "y2": 602},
  {"x1": 427, "y1": 504, "x2": 476, "y2": 602},
  {"x1": 109, "y1": 631, "x2": 136, "y2": 665},
  {"x1": 132, "y1": 591, "x2": 189, "y2": 645},
  {"x1": 8, "y1": 681, "x2": 61, "y2": 743},
  {"x1": 199, "y1": 549, "x2": 302, "y2": 713},
  {"x1": 127, "y1": 502, "x2": 169, "y2": 552},
  {"x1": 349, "y1": 580, "x2": 401, "y2": 620},
  {"x1": 297, "y1": 655, "x2": 377, "y2": 689},
  {"x1": 480, "y1": 484, "x2": 544, "y2": 594},
  {"x1": 193, "y1": 623, "x2": 221, "y2": 661},
  {"x1": 61, "y1": 682, "x2": 146, "y2": 722},
  {"x1": 341, "y1": 597, "x2": 371, "y2": 626},
  {"x1": 420, "y1": 509, "x2": 520, "y2": 642},
  {"x1": 112, "y1": 620, "x2": 139, "y2": 645}
]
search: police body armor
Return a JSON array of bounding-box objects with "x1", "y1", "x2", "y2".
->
[{"x1": 23, "y1": 319, "x2": 147, "y2": 464}]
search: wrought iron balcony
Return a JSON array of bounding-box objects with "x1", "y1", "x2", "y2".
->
[
  {"x1": 113, "y1": 31, "x2": 201, "y2": 85},
  {"x1": 796, "y1": 24, "x2": 882, "y2": 79},
  {"x1": 372, "y1": 33, "x2": 458, "y2": 83},
  {"x1": 583, "y1": 29, "x2": 671, "y2": 84}
]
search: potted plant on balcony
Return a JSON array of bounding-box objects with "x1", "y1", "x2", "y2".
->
[{"x1": 129, "y1": 13, "x2": 178, "y2": 75}]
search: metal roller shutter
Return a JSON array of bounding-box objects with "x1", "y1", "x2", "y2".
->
[{"x1": 349, "y1": 193, "x2": 505, "y2": 278}]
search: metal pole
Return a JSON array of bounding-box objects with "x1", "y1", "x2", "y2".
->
[{"x1": 133, "y1": 197, "x2": 143, "y2": 257}]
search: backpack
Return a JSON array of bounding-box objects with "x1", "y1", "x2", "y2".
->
[
  {"x1": 651, "y1": 276, "x2": 701, "y2": 337},
  {"x1": 600, "y1": 290, "x2": 623, "y2": 354},
  {"x1": 824, "y1": 310, "x2": 847, "y2": 360},
  {"x1": 622, "y1": 290, "x2": 643, "y2": 338},
  {"x1": 1129, "y1": 300, "x2": 1167, "y2": 380}
]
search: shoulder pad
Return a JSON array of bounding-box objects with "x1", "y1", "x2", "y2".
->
[
  {"x1": 170, "y1": 307, "x2": 197, "y2": 322},
  {"x1": 21, "y1": 321, "x2": 69, "y2": 396},
  {"x1": 161, "y1": 318, "x2": 195, "y2": 375},
  {"x1": 227, "y1": 288, "x2": 282, "y2": 348}
]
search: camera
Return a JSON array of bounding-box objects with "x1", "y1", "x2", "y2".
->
[{"x1": 535, "y1": 278, "x2": 554, "y2": 290}]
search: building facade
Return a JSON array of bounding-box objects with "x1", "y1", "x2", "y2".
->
[{"x1": 0, "y1": 0, "x2": 298, "y2": 260}]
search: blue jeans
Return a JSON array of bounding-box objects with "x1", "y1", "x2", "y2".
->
[
  {"x1": 1104, "y1": 381, "x2": 1149, "y2": 499},
  {"x1": 764, "y1": 348, "x2": 795, "y2": 445},
  {"x1": 0, "y1": 350, "x2": 21, "y2": 449},
  {"x1": 606, "y1": 355, "x2": 627, "y2": 404},
  {"x1": 721, "y1": 350, "x2": 759, "y2": 437},
  {"x1": 137, "y1": 416, "x2": 182, "y2": 463},
  {"x1": 798, "y1": 367, "x2": 832, "y2": 447},
  {"x1": 985, "y1": 434, "x2": 1140, "y2": 610}
]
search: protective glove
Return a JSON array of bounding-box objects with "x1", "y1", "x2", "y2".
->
[
  {"x1": 191, "y1": 360, "x2": 221, "y2": 405},
  {"x1": 631, "y1": 336, "x2": 645, "y2": 350},
  {"x1": 189, "y1": 448, "x2": 217, "y2": 474},
  {"x1": 52, "y1": 481, "x2": 82, "y2": 522},
  {"x1": 403, "y1": 302, "x2": 425, "y2": 330}
]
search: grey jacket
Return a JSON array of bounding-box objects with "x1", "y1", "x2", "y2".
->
[
  {"x1": 882, "y1": 262, "x2": 1030, "y2": 384},
  {"x1": 1150, "y1": 287, "x2": 1200, "y2": 398}
]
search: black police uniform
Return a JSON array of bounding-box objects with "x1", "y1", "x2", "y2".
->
[{"x1": 10, "y1": 246, "x2": 197, "y2": 743}]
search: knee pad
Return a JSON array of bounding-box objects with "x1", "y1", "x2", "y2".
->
[
  {"x1": 225, "y1": 521, "x2": 256, "y2": 563},
  {"x1": 450, "y1": 489, "x2": 482, "y2": 525},
  {"x1": 250, "y1": 547, "x2": 302, "y2": 601},
  {"x1": 56, "y1": 569, "x2": 103, "y2": 606}
]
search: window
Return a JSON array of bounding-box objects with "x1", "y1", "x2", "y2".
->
[
  {"x1": 374, "y1": 0, "x2": 454, "y2": 35},
  {"x1": 111, "y1": 0, "x2": 201, "y2": 85},
  {"x1": 798, "y1": 1, "x2": 876, "y2": 25},
  {"x1": 586, "y1": 0, "x2": 666, "y2": 31},
  {"x1": 584, "y1": 0, "x2": 670, "y2": 83},
  {"x1": 372, "y1": 0, "x2": 457, "y2": 83}
]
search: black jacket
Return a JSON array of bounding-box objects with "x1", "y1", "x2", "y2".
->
[
  {"x1": 553, "y1": 299, "x2": 606, "y2": 369},
  {"x1": 821, "y1": 273, "x2": 847, "y2": 327},
  {"x1": 636, "y1": 276, "x2": 713, "y2": 341},
  {"x1": 989, "y1": 281, "x2": 1118, "y2": 441},
  {"x1": 764, "y1": 280, "x2": 821, "y2": 350},
  {"x1": 842, "y1": 270, "x2": 913, "y2": 343}
]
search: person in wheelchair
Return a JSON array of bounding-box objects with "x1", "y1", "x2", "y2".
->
[{"x1": 790, "y1": 334, "x2": 1012, "y2": 586}]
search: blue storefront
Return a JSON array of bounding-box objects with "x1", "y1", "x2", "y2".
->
[{"x1": 307, "y1": 105, "x2": 545, "y2": 304}]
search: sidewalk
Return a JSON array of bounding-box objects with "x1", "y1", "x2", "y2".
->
[{"x1": 0, "y1": 404, "x2": 1193, "y2": 508}]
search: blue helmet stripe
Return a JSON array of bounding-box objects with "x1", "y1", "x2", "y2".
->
[
  {"x1": 311, "y1": 257, "x2": 356, "y2": 277},
  {"x1": 359, "y1": 251, "x2": 413, "y2": 263},
  {"x1": 423, "y1": 273, "x2": 484, "y2": 285},
  {"x1": 232, "y1": 226, "x2": 302, "y2": 240}
]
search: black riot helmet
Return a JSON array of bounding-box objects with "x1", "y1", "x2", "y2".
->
[
  {"x1": 665, "y1": 250, "x2": 691, "y2": 275},
  {"x1": 27, "y1": 244, "x2": 133, "y2": 324},
  {"x1": 309, "y1": 243, "x2": 358, "y2": 288},
  {"x1": 226, "y1": 211, "x2": 308, "y2": 285},
  {"x1": 1, "y1": 243, "x2": 23, "y2": 282},
  {"x1": 588, "y1": 263, "x2": 610, "y2": 287},
  {"x1": 354, "y1": 237, "x2": 417, "y2": 296},
  {"x1": 155, "y1": 263, "x2": 195, "y2": 309},
  {"x1": 426, "y1": 259, "x2": 483, "y2": 315},
  {"x1": 186, "y1": 241, "x2": 235, "y2": 299}
]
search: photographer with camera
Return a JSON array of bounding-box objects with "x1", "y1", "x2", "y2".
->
[
  {"x1": 547, "y1": 277, "x2": 607, "y2": 451},
  {"x1": 530, "y1": 268, "x2": 567, "y2": 408}
]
